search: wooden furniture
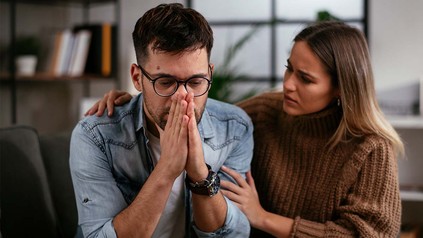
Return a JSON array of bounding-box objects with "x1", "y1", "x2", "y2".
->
[{"x1": 0, "y1": 0, "x2": 119, "y2": 134}]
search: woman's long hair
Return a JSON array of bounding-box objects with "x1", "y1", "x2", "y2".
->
[{"x1": 295, "y1": 21, "x2": 404, "y2": 155}]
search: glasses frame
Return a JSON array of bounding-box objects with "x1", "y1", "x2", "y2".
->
[{"x1": 137, "y1": 64, "x2": 213, "y2": 97}]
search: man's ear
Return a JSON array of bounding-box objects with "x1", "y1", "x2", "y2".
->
[
  {"x1": 130, "y1": 63, "x2": 142, "y2": 92},
  {"x1": 209, "y1": 63, "x2": 215, "y2": 75}
]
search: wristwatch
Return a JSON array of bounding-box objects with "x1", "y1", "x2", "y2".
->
[{"x1": 185, "y1": 164, "x2": 220, "y2": 197}]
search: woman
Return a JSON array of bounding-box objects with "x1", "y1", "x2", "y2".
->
[
  {"x1": 88, "y1": 22, "x2": 403, "y2": 237},
  {"x1": 221, "y1": 21, "x2": 403, "y2": 237}
]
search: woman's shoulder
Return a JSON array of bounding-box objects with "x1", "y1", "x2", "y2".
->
[
  {"x1": 349, "y1": 134, "x2": 395, "y2": 164},
  {"x1": 236, "y1": 90, "x2": 284, "y2": 114}
]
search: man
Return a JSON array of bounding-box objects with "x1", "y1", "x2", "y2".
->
[{"x1": 70, "y1": 3, "x2": 253, "y2": 238}]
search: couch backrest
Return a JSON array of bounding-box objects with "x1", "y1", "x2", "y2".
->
[
  {"x1": 0, "y1": 125, "x2": 60, "y2": 237},
  {"x1": 40, "y1": 133, "x2": 78, "y2": 238}
]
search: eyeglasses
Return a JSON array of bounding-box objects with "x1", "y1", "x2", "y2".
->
[{"x1": 138, "y1": 64, "x2": 213, "y2": 97}]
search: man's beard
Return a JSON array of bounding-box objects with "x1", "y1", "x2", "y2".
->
[{"x1": 148, "y1": 104, "x2": 205, "y2": 131}]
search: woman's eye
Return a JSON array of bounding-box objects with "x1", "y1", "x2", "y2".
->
[
  {"x1": 301, "y1": 76, "x2": 312, "y2": 84},
  {"x1": 284, "y1": 64, "x2": 293, "y2": 72}
]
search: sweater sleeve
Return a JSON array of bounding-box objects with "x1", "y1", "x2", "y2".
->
[{"x1": 292, "y1": 137, "x2": 401, "y2": 237}]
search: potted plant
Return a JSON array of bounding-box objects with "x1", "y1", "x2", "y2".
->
[
  {"x1": 209, "y1": 25, "x2": 261, "y2": 103},
  {"x1": 14, "y1": 36, "x2": 41, "y2": 76}
]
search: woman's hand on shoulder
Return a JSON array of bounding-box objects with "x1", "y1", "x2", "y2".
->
[{"x1": 85, "y1": 89, "x2": 133, "y2": 117}]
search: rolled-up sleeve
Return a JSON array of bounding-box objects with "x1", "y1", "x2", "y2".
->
[{"x1": 70, "y1": 123, "x2": 125, "y2": 238}]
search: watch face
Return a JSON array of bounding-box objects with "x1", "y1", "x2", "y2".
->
[
  {"x1": 207, "y1": 173, "x2": 220, "y2": 197},
  {"x1": 185, "y1": 165, "x2": 221, "y2": 197}
]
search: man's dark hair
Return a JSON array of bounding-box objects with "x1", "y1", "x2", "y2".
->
[{"x1": 132, "y1": 3, "x2": 214, "y2": 65}]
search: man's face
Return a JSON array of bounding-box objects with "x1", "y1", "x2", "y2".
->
[{"x1": 131, "y1": 47, "x2": 212, "y2": 136}]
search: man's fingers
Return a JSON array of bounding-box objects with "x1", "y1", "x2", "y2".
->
[
  {"x1": 179, "y1": 115, "x2": 189, "y2": 143},
  {"x1": 155, "y1": 123, "x2": 164, "y2": 137},
  {"x1": 165, "y1": 93, "x2": 178, "y2": 131}
]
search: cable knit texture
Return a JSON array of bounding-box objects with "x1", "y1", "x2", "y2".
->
[{"x1": 237, "y1": 91, "x2": 401, "y2": 238}]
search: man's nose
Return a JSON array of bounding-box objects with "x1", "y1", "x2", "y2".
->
[{"x1": 176, "y1": 82, "x2": 188, "y2": 95}]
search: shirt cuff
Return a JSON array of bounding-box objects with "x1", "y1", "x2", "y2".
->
[{"x1": 192, "y1": 196, "x2": 250, "y2": 237}]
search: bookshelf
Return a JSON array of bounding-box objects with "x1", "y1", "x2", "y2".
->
[
  {"x1": 387, "y1": 115, "x2": 423, "y2": 129},
  {"x1": 392, "y1": 124, "x2": 423, "y2": 226},
  {"x1": 0, "y1": 0, "x2": 119, "y2": 134}
]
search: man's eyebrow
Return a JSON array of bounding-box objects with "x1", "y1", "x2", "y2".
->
[{"x1": 152, "y1": 72, "x2": 209, "y2": 79}]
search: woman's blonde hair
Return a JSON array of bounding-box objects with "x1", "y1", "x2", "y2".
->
[{"x1": 294, "y1": 21, "x2": 404, "y2": 155}]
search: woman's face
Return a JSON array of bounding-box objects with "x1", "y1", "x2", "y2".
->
[{"x1": 283, "y1": 41, "x2": 339, "y2": 116}]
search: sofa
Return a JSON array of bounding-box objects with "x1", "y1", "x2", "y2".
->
[{"x1": 0, "y1": 125, "x2": 78, "y2": 238}]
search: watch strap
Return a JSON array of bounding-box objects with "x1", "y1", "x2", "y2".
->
[{"x1": 185, "y1": 164, "x2": 220, "y2": 197}]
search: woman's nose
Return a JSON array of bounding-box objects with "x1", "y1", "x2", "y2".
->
[{"x1": 283, "y1": 75, "x2": 295, "y2": 92}]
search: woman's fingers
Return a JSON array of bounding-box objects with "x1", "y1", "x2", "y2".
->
[
  {"x1": 107, "y1": 90, "x2": 133, "y2": 116},
  {"x1": 96, "y1": 94, "x2": 108, "y2": 116},
  {"x1": 84, "y1": 90, "x2": 133, "y2": 117},
  {"x1": 221, "y1": 165, "x2": 248, "y2": 187},
  {"x1": 114, "y1": 92, "x2": 133, "y2": 105},
  {"x1": 246, "y1": 171, "x2": 256, "y2": 188},
  {"x1": 85, "y1": 101, "x2": 100, "y2": 116},
  {"x1": 220, "y1": 181, "x2": 243, "y2": 204}
]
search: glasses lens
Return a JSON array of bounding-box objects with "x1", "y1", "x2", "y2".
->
[
  {"x1": 154, "y1": 77, "x2": 210, "y2": 97},
  {"x1": 154, "y1": 77, "x2": 178, "y2": 96},
  {"x1": 186, "y1": 78, "x2": 210, "y2": 96}
]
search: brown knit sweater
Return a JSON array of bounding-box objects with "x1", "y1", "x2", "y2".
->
[{"x1": 237, "y1": 91, "x2": 401, "y2": 237}]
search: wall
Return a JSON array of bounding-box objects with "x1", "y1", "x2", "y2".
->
[{"x1": 369, "y1": 0, "x2": 423, "y2": 92}]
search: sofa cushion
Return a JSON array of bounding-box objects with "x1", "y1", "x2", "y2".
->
[
  {"x1": 0, "y1": 125, "x2": 59, "y2": 237},
  {"x1": 40, "y1": 132, "x2": 77, "y2": 238}
]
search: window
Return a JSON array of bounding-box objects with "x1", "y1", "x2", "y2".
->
[{"x1": 189, "y1": 0, "x2": 367, "y2": 101}]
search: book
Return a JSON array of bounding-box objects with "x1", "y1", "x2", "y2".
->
[
  {"x1": 48, "y1": 31, "x2": 62, "y2": 75},
  {"x1": 54, "y1": 29, "x2": 73, "y2": 76},
  {"x1": 74, "y1": 23, "x2": 117, "y2": 77},
  {"x1": 67, "y1": 30, "x2": 92, "y2": 77}
]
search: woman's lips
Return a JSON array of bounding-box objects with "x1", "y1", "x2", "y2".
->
[{"x1": 284, "y1": 95, "x2": 297, "y2": 104}]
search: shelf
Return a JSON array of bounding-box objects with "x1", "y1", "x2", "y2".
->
[
  {"x1": 0, "y1": 72, "x2": 115, "y2": 82},
  {"x1": 387, "y1": 115, "x2": 423, "y2": 129},
  {"x1": 0, "y1": 0, "x2": 117, "y2": 5},
  {"x1": 401, "y1": 190, "x2": 423, "y2": 202}
]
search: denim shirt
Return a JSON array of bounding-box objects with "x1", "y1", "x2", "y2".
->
[{"x1": 70, "y1": 94, "x2": 253, "y2": 238}]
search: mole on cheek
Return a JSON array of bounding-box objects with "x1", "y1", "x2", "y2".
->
[{"x1": 156, "y1": 66, "x2": 160, "y2": 70}]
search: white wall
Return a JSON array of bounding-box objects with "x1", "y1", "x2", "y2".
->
[{"x1": 369, "y1": 0, "x2": 423, "y2": 91}]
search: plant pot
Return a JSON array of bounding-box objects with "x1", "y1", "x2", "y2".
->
[{"x1": 16, "y1": 55, "x2": 37, "y2": 76}]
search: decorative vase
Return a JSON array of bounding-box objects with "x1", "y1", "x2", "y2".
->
[{"x1": 16, "y1": 55, "x2": 37, "y2": 76}]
